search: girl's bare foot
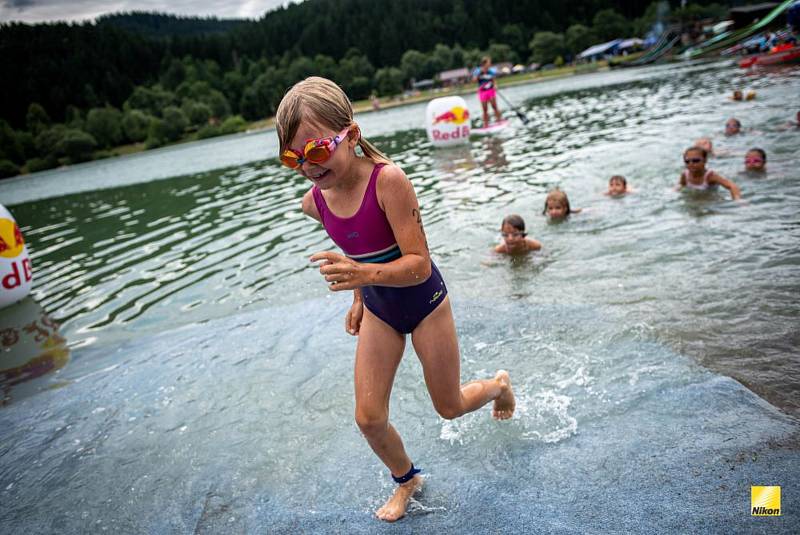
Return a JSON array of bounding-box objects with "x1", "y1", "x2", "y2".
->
[
  {"x1": 492, "y1": 370, "x2": 515, "y2": 420},
  {"x1": 375, "y1": 474, "x2": 423, "y2": 522}
]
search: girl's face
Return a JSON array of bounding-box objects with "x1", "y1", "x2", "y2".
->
[
  {"x1": 501, "y1": 223, "x2": 525, "y2": 248},
  {"x1": 287, "y1": 120, "x2": 355, "y2": 189},
  {"x1": 744, "y1": 151, "x2": 765, "y2": 171},
  {"x1": 684, "y1": 150, "x2": 706, "y2": 173},
  {"x1": 608, "y1": 179, "x2": 627, "y2": 196},
  {"x1": 546, "y1": 199, "x2": 568, "y2": 219},
  {"x1": 725, "y1": 119, "x2": 741, "y2": 136}
]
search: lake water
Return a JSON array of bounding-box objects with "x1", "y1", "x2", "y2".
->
[{"x1": 1, "y1": 60, "x2": 798, "y2": 532}]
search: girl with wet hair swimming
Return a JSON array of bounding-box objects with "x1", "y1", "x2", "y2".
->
[
  {"x1": 744, "y1": 148, "x2": 767, "y2": 172},
  {"x1": 543, "y1": 188, "x2": 582, "y2": 220},
  {"x1": 495, "y1": 214, "x2": 542, "y2": 254},
  {"x1": 275, "y1": 76, "x2": 515, "y2": 522},
  {"x1": 677, "y1": 146, "x2": 741, "y2": 200}
]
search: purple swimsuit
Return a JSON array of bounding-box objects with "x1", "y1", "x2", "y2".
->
[{"x1": 312, "y1": 163, "x2": 447, "y2": 334}]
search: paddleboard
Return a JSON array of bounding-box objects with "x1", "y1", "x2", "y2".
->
[{"x1": 472, "y1": 119, "x2": 510, "y2": 135}]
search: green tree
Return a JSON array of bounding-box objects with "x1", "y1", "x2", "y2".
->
[
  {"x1": 501, "y1": 24, "x2": 529, "y2": 59},
  {"x1": 566, "y1": 24, "x2": 595, "y2": 56},
  {"x1": 592, "y1": 9, "x2": 632, "y2": 42},
  {"x1": 182, "y1": 99, "x2": 212, "y2": 127},
  {"x1": 85, "y1": 106, "x2": 123, "y2": 148},
  {"x1": 26, "y1": 103, "x2": 51, "y2": 135},
  {"x1": 374, "y1": 67, "x2": 404, "y2": 97},
  {"x1": 161, "y1": 57, "x2": 187, "y2": 89},
  {"x1": 122, "y1": 109, "x2": 151, "y2": 142},
  {"x1": 0, "y1": 120, "x2": 26, "y2": 164},
  {"x1": 488, "y1": 43, "x2": 518, "y2": 64},
  {"x1": 400, "y1": 49, "x2": 427, "y2": 83},
  {"x1": 219, "y1": 115, "x2": 247, "y2": 134},
  {"x1": 34, "y1": 124, "x2": 68, "y2": 159},
  {"x1": 57, "y1": 129, "x2": 97, "y2": 163},
  {"x1": 124, "y1": 85, "x2": 175, "y2": 117},
  {"x1": 161, "y1": 106, "x2": 188, "y2": 141},
  {"x1": 145, "y1": 117, "x2": 168, "y2": 148},
  {"x1": 0, "y1": 159, "x2": 20, "y2": 179},
  {"x1": 529, "y1": 32, "x2": 567, "y2": 65}
]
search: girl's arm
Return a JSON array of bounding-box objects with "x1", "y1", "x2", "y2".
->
[
  {"x1": 494, "y1": 243, "x2": 507, "y2": 253},
  {"x1": 710, "y1": 172, "x2": 742, "y2": 200},
  {"x1": 345, "y1": 288, "x2": 363, "y2": 335},
  {"x1": 301, "y1": 188, "x2": 322, "y2": 222},
  {"x1": 310, "y1": 165, "x2": 432, "y2": 290},
  {"x1": 676, "y1": 173, "x2": 686, "y2": 190}
]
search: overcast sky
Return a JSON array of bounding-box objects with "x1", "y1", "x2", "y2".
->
[{"x1": 0, "y1": 0, "x2": 297, "y2": 24}]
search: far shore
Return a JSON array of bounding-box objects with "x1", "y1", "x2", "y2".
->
[{"x1": 7, "y1": 61, "x2": 611, "y2": 178}]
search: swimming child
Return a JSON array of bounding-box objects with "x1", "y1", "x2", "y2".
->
[
  {"x1": 746, "y1": 90, "x2": 757, "y2": 100},
  {"x1": 744, "y1": 148, "x2": 766, "y2": 172},
  {"x1": 494, "y1": 214, "x2": 542, "y2": 255},
  {"x1": 732, "y1": 90, "x2": 743, "y2": 101},
  {"x1": 677, "y1": 146, "x2": 741, "y2": 200},
  {"x1": 725, "y1": 118, "x2": 742, "y2": 136},
  {"x1": 604, "y1": 175, "x2": 632, "y2": 196},
  {"x1": 694, "y1": 137, "x2": 714, "y2": 156},
  {"x1": 472, "y1": 56, "x2": 503, "y2": 128},
  {"x1": 276, "y1": 77, "x2": 516, "y2": 522},
  {"x1": 543, "y1": 188, "x2": 581, "y2": 220}
]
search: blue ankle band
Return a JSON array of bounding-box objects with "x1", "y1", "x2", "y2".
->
[{"x1": 392, "y1": 464, "x2": 421, "y2": 484}]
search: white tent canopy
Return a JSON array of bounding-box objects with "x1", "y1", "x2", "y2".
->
[{"x1": 579, "y1": 39, "x2": 623, "y2": 59}]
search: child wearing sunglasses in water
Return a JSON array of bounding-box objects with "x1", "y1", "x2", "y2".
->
[
  {"x1": 543, "y1": 188, "x2": 582, "y2": 220},
  {"x1": 276, "y1": 77, "x2": 515, "y2": 523},
  {"x1": 494, "y1": 214, "x2": 542, "y2": 255},
  {"x1": 677, "y1": 146, "x2": 741, "y2": 200},
  {"x1": 744, "y1": 148, "x2": 767, "y2": 172}
]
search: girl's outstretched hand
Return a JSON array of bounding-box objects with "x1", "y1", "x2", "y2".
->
[{"x1": 310, "y1": 251, "x2": 370, "y2": 291}]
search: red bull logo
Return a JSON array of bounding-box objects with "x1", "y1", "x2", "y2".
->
[{"x1": 433, "y1": 106, "x2": 470, "y2": 124}]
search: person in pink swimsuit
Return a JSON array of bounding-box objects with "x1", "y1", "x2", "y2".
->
[
  {"x1": 677, "y1": 146, "x2": 741, "y2": 200},
  {"x1": 471, "y1": 56, "x2": 503, "y2": 128},
  {"x1": 275, "y1": 77, "x2": 516, "y2": 523}
]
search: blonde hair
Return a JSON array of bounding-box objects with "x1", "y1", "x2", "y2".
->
[
  {"x1": 543, "y1": 188, "x2": 572, "y2": 215},
  {"x1": 275, "y1": 76, "x2": 391, "y2": 164}
]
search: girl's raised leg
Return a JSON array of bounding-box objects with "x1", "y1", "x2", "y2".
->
[
  {"x1": 411, "y1": 296, "x2": 515, "y2": 420},
  {"x1": 354, "y1": 307, "x2": 422, "y2": 522}
]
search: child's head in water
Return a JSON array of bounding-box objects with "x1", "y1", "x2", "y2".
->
[
  {"x1": 543, "y1": 189, "x2": 572, "y2": 220},
  {"x1": 732, "y1": 90, "x2": 743, "y2": 101},
  {"x1": 275, "y1": 77, "x2": 390, "y2": 188},
  {"x1": 495, "y1": 214, "x2": 541, "y2": 255},
  {"x1": 694, "y1": 137, "x2": 713, "y2": 155},
  {"x1": 606, "y1": 175, "x2": 628, "y2": 196},
  {"x1": 744, "y1": 148, "x2": 766, "y2": 172},
  {"x1": 725, "y1": 118, "x2": 741, "y2": 136}
]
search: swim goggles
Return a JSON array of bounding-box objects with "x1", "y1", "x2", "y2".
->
[{"x1": 280, "y1": 128, "x2": 350, "y2": 169}]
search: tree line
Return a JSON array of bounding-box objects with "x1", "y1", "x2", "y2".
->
[{"x1": 0, "y1": 0, "x2": 726, "y2": 178}]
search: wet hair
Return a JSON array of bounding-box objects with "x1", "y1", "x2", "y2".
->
[
  {"x1": 275, "y1": 76, "x2": 391, "y2": 164},
  {"x1": 542, "y1": 188, "x2": 572, "y2": 215},
  {"x1": 609, "y1": 175, "x2": 627, "y2": 187},
  {"x1": 726, "y1": 118, "x2": 741, "y2": 128},
  {"x1": 732, "y1": 90, "x2": 743, "y2": 100},
  {"x1": 501, "y1": 214, "x2": 525, "y2": 232},
  {"x1": 684, "y1": 146, "x2": 708, "y2": 160},
  {"x1": 747, "y1": 147, "x2": 766, "y2": 162},
  {"x1": 694, "y1": 137, "x2": 713, "y2": 152}
]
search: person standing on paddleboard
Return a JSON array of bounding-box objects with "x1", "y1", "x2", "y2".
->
[{"x1": 472, "y1": 56, "x2": 503, "y2": 128}]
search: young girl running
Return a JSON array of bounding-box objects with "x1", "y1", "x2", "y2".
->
[
  {"x1": 677, "y1": 146, "x2": 741, "y2": 200},
  {"x1": 472, "y1": 56, "x2": 503, "y2": 128},
  {"x1": 275, "y1": 77, "x2": 515, "y2": 522}
]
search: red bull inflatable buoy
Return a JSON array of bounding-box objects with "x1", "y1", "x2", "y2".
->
[
  {"x1": 0, "y1": 204, "x2": 33, "y2": 309},
  {"x1": 426, "y1": 96, "x2": 471, "y2": 147}
]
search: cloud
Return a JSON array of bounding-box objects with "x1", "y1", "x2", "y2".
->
[
  {"x1": 0, "y1": 1, "x2": 295, "y2": 23},
  {"x1": 3, "y1": 0, "x2": 36, "y2": 10}
]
